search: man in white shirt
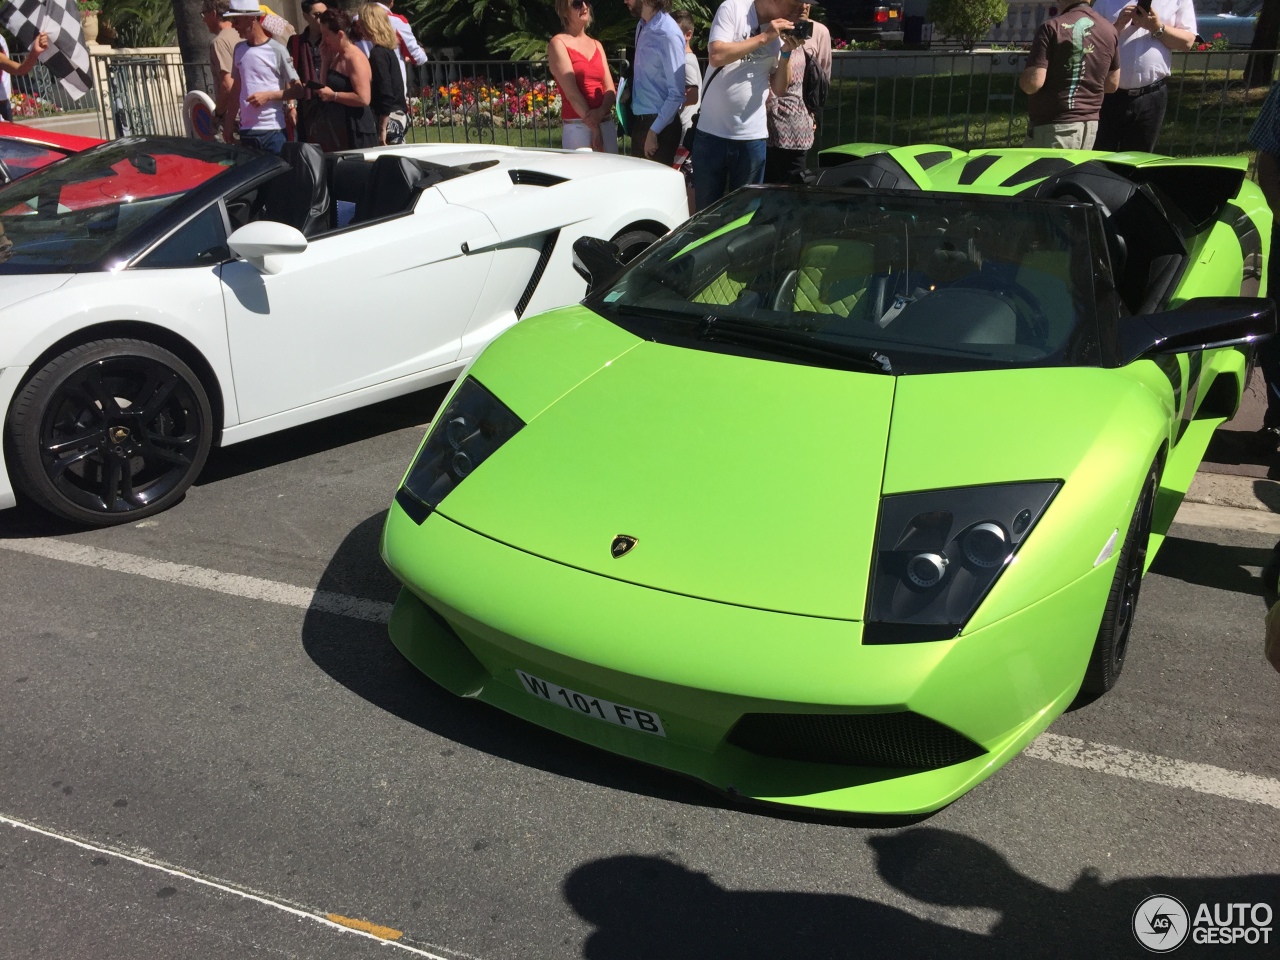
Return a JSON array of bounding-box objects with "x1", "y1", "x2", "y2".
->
[
  {"x1": 1092, "y1": 0, "x2": 1197, "y2": 152},
  {"x1": 690, "y1": 0, "x2": 802, "y2": 211},
  {"x1": 222, "y1": 0, "x2": 303, "y2": 154}
]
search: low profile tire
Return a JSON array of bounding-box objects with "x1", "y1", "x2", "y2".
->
[
  {"x1": 1079, "y1": 460, "x2": 1160, "y2": 698},
  {"x1": 611, "y1": 227, "x2": 662, "y2": 264},
  {"x1": 7, "y1": 338, "x2": 213, "y2": 526}
]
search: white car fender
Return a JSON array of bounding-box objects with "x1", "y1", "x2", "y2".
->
[{"x1": 0, "y1": 269, "x2": 240, "y2": 426}]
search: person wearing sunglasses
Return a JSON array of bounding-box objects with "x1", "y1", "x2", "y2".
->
[{"x1": 549, "y1": 0, "x2": 619, "y2": 152}]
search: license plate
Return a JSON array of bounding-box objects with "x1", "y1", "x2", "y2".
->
[{"x1": 516, "y1": 670, "x2": 666, "y2": 737}]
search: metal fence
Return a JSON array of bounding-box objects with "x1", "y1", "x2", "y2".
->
[
  {"x1": 10, "y1": 61, "x2": 97, "y2": 119},
  {"x1": 817, "y1": 49, "x2": 1280, "y2": 156},
  {"x1": 91, "y1": 52, "x2": 214, "y2": 139},
  {"x1": 13, "y1": 48, "x2": 1280, "y2": 162},
  {"x1": 403, "y1": 58, "x2": 628, "y2": 150}
]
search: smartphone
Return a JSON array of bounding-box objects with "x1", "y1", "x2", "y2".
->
[
  {"x1": 305, "y1": 79, "x2": 325, "y2": 91},
  {"x1": 789, "y1": 19, "x2": 813, "y2": 41},
  {"x1": 1136, "y1": 0, "x2": 1153, "y2": 12}
]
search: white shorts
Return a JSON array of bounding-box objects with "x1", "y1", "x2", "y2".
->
[{"x1": 562, "y1": 118, "x2": 618, "y2": 153}]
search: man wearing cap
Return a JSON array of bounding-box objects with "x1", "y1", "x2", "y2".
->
[
  {"x1": 1019, "y1": 0, "x2": 1119, "y2": 150},
  {"x1": 222, "y1": 0, "x2": 303, "y2": 155},
  {"x1": 1092, "y1": 0, "x2": 1197, "y2": 152}
]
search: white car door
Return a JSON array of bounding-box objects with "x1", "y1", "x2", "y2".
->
[{"x1": 220, "y1": 189, "x2": 495, "y2": 425}]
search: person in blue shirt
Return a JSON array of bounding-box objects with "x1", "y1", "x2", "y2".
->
[{"x1": 624, "y1": 0, "x2": 687, "y2": 165}]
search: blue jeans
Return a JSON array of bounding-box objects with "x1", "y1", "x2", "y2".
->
[
  {"x1": 690, "y1": 131, "x2": 767, "y2": 211},
  {"x1": 239, "y1": 128, "x2": 286, "y2": 155}
]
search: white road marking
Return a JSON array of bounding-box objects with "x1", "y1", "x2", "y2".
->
[
  {"x1": 0, "y1": 537, "x2": 393, "y2": 623},
  {"x1": 1024, "y1": 733, "x2": 1280, "y2": 809},
  {"x1": 0, "y1": 812, "x2": 476, "y2": 960},
  {"x1": 3, "y1": 537, "x2": 1279, "y2": 810}
]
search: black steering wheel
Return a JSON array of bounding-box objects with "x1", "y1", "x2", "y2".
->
[{"x1": 947, "y1": 272, "x2": 1052, "y2": 348}]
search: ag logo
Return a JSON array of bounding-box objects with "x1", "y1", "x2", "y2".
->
[
  {"x1": 610, "y1": 535, "x2": 638, "y2": 559},
  {"x1": 1133, "y1": 895, "x2": 1190, "y2": 953}
]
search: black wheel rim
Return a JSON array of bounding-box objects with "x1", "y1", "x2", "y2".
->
[
  {"x1": 1113, "y1": 474, "x2": 1157, "y2": 667},
  {"x1": 37, "y1": 356, "x2": 205, "y2": 515}
]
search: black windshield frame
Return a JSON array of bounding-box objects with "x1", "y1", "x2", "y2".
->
[{"x1": 586, "y1": 186, "x2": 1108, "y2": 375}]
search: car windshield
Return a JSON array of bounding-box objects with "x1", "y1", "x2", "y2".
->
[
  {"x1": 0, "y1": 138, "x2": 250, "y2": 271},
  {"x1": 589, "y1": 187, "x2": 1103, "y2": 374},
  {"x1": 0, "y1": 138, "x2": 69, "y2": 179}
]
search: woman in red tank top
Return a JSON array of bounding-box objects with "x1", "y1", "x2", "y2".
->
[{"x1": 547, "y1": 0, "x2": 617, "y2": 152}]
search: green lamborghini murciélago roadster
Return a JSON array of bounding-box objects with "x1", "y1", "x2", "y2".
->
[{"x1": 380, "y1": 144, "x2": 1276, "y2": 815}]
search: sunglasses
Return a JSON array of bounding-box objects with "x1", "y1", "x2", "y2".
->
[{"x1": 571, "y1": 0, "x2": 590, "y2": 9}]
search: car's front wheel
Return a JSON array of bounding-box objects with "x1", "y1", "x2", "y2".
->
[
  {"x1": 1080, "y1": 459, "x2": 1160, "y2": 698},
  {"x1": 7, "y1": 338, "x2": 213, "y2": 526}
]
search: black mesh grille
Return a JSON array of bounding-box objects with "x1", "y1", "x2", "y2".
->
[
  {"x1": 726, "y1": 711, "x2": 985, "y2": 770},
  {"x1": 509, "y1": 169, "x2": 568, "y2": 187},
  {"x1": 514, "y1": 229, "x2": 559, "y2": 318}
]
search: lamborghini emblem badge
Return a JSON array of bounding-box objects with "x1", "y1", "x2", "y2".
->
[{"x1": 611, "y1": 535, "x2": 638, "y2": 559}]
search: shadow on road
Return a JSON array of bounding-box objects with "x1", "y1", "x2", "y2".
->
[
  {"x1": 565, "y1": 830, "x2": 1278, "y2": 959},
  {"x1": 196, "y1": 384, "x2": 449, "y2": 485},
  {"x1": 1149, "y1": 535, "x2": 1273, "y2": 600}
]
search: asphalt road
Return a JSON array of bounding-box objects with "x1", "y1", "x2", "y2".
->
[{"x1": 0, "y1": 386, "x2": 1277, "y2": 960}]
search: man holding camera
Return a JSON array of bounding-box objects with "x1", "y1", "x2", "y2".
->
[
  {"x1": 690, "y1": 0, "x2": 804, "y2": 210},
  {"x1": 1092, "y1": 0, "x2": 1197, "y2": 152},
  {"x1": 1018, "y1": 0, "x2": 1119, "y2": 150}
]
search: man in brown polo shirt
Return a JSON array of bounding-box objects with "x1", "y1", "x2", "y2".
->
[
  {"x1": 1019, "y1": 0, "x2": 1120, "y2": 150},
  {"x1": 203, "y1": 0, "x2": 241, "y2": 130}
]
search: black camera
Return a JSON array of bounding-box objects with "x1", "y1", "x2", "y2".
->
[{"x1": 787, "y1": 19, "x2": 813, "y2": 41}]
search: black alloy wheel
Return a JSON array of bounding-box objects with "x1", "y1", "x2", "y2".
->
[
  {"x1": 8, "y1": 338, "x2": 213, "y2": 526},
  {"x1": 1079, "y1": 459, "x2": 1161, "y2": 698},
  {"x1": 611, "y1": 227, "x2": 662, "y2": 265}
]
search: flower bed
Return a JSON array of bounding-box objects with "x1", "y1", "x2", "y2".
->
[
  {"x1": 10, "y1": 92, "x2": 64, "y2": 118},
  {"x1": 407, "y1": 76, "x2": 562, "y2": 130},
  {"x1": 1195, "y1": 32, "x2": 1230, "y2": 52}
]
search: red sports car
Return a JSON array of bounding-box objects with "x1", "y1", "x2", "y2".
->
[{"x1": 0, "y1": 121, "x2": 101, "y2": 183}]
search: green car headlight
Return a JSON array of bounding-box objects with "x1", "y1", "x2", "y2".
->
[
  {"x1": 396, "y1": 377, "x2": 524, "y2": 522},
  {"x1": 865, "y1": 482, "x2": 1061, "y2": 644}
]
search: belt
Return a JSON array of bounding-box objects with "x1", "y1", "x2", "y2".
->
[{"x1": 1121, "y1": 77, "x2": 1167, "y2": 97}]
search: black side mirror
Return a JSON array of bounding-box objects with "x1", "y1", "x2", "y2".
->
[
  {"x1": 1118, "y1": 297, "x2": 1276, "y2": 367},
  {"x1": 572, "y1": 235, "x2": 625, "y2": 295}
]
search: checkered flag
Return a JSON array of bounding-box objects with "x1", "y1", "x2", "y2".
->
[{"x1": 0, "y1": 0, "x2": 93, "y2": 100}]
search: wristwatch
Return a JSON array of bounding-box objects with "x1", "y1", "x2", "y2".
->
[{"x1": 1153, "y1": 24, "x2": 1166, "y2": 39}]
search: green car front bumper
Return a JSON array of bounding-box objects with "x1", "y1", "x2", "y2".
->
[{"x1": 382, "y1": 500, "x2": 1116, "y2": 815}]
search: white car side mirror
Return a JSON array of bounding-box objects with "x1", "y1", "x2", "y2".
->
[{"x1": 227, "y1": 221, "x2": 308, "y2": 275}]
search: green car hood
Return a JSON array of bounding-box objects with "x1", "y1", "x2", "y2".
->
[
  {"x1": 439, "y1": 312, "x2": 1166, "y2": 623},
  {"x1": 440, "y1": 322, "x2": 895, "y2": 621}
]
